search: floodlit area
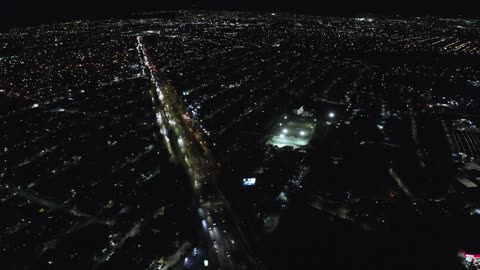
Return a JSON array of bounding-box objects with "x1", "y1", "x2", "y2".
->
[{"x1": 268, "y1": 115, "x2": 316, "y2": 148}]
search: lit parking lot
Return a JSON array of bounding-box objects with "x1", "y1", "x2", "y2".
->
[{"x1": 268, "y1": 115, "x2": 316, "y2": 148}]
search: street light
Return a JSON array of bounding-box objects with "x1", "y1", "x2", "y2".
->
[
  {"x1": 300, "y1": 131, "x2": 305, "y2": 136},
  {"x1": 328, "y1": 112, "x2": 335, "y2": 119},
  {"x1": 282, "y1": 129, "x2": 288, "y2": 134}
]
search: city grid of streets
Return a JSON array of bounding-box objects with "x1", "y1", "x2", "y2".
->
[{"x1": 2, "y1": 11, "x2": 480, "y2": 270}]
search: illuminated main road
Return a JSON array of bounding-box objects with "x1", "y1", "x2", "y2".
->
[{"x1": 136, "y1": 34, "x2": 264, "y2": 270}]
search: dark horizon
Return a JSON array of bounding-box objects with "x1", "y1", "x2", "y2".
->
[{"x1": 2, "y1": 0, "x2": 480, "y2": 31}]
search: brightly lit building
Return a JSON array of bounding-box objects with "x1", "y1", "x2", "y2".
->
[{"x1": 458, "y1": 250, "x2": 480, "y2": 269}]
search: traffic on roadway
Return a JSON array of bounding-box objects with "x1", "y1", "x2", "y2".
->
[{"x1": 137, "y1": 34, "x2": 262, "y2": 270}]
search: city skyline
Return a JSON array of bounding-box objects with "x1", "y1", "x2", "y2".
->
[{"x1": 3, "y1": 0, "x2": 480, "y2": 31}]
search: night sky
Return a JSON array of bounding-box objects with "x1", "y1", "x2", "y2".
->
[{"x1": 2, "y1": 0, "x2": 479, "y2": 31}]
